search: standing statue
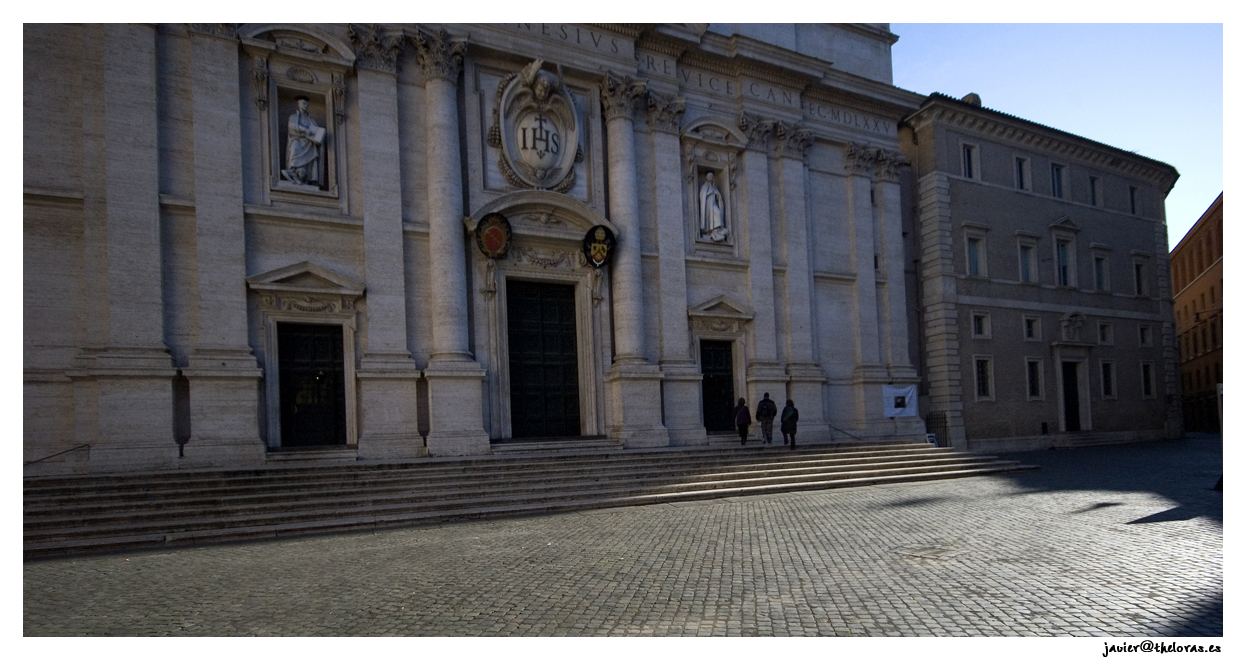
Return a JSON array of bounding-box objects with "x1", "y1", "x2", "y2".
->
[
  {"x1": 282, "y1": 96, "x2": 326, "y2": 186},
  {"x1": 698, "y1": 172, "x2": 727, "y2": 241}
]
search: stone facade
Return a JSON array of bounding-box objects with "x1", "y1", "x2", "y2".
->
[
  {"x1": 901, "y1": 93, "x2": 1182, "y2": 452},
  {"x1": 1171, "y1": 193, "x2": 1222, "y2": 432},
  {"x1": 24, "y1": 23, "x2": 927, "y2": 474}
]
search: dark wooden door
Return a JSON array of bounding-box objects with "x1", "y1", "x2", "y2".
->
[
  {"x1": 278, "y1": 323, "x2": 346, "y2": 447},
  {"x1": 700, "y1": 340, "x2": 735, "y2": 432},
  {"x1": 507, "y1": 280, "x2": 581, "y2": 438},
  {"x1": 1062, "y1": 361, "x2": 1081, "y2": 432}
]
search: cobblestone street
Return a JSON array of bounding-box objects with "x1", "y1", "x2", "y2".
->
[{"x1": 24, "y1": 435, "x2": 1222, "y2": 637}]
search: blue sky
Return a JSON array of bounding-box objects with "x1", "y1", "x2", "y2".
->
[{"x1": 890, "y1": 23, "x2": 1223, "y2": 248}]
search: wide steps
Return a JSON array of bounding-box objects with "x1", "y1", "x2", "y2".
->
[{"x1": 25, "y1": 443, "x2": 1035, "y2": 558}]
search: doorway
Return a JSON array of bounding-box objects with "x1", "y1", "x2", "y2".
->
[
  {"x1": 1062, "y1": 361, "x2": 1081, "y2": 432},
  {"x1": 278, "y1": 322, "x2": 346, "y2": 447},
  {"x1": 507, "y1": 280, "x2": 581, "y2": 438},
  {"x1": 700, "y1": 340, "x2": 735, "y2": 432}
]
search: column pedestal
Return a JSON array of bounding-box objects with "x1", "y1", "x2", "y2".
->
[
  {"x1": 660, "y1": 362, "x2": 707, "y2": 445},
  {"x1": 71, "y1": 348, "x2": 179, "y2": 473},
  {"x1": 357, "y1": 353, "x2": 424, "y2": 460},
  {"x1": 424, "y1": 360, "x2": 490, "y2": 456},
  {"x1": 746, "y1": 361, "x2": 788, "y2": 440},
  {"x1": 606, "y1": 361, "x2": 669, "y2": 448},
  {"x1": 786, "y1": 362, "x2": 830, "y2": 444},
  {"x1": 181, "y1": 349, "x2": 265, "y2": 467}
]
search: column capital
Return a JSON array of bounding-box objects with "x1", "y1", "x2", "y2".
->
[
  {"x1": 845, "y1": 141, "x2": 879, "y2": 177},
  {"x1": 187, "y1": 24, "x2": 238, "y2": 40},
  {"x1": 349, "y1": 23, "x2": 404, "y2": 74},
  {"x1": 601, "y1": 71, "x2": 647, "y2": 122},
  {"x1": 411, "y1": 27, "x2": 467, "y2": 82},
  {"x1": 738, "y1": 111, "x2": 776, "y2": 151},
  {"x1": 774, "y1": 120, "x2": 813, "y2": 161},
  {"x1": 646, "y1": 90, "x2": 685, "y2": 134},
  {"x1": 876, "y1": 148, "x2": 908, "y2": 182}
]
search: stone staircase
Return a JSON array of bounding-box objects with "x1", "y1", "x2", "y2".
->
[{"x1": 24, "y1": 441, "x2": 1036, "y2": 559}]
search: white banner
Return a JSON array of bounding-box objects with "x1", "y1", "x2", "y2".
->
[{"x1": 882, "y1": 384, "x2": 918, "y2": 418}]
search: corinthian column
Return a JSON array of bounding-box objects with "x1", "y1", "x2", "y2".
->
[
  {"x1": 600, "y1": 72, "x2": 668, "y2": 448},
  {"x1": 348, "y1": 23, "x2": 423, "y2": 460},
  {"x1": 411, "y1": 27, "x2": 489, "y2": 456},
  {"x1": 845, "y1": 142, "x2": 886, "y2": 428}
]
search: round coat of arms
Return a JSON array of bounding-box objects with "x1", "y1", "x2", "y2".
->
[
  {"x1": 475, "y1": 213, "x2": 512, "y2": 259},
  {"x1": 582, "y1": 225, "x2": 616, "y2": 269}
]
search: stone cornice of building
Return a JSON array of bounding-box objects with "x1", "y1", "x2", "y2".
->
[
  {"x1": 905, "y1": 93, "x2": 1180, "y2": 193},
  {"x1": 1170, "y1": 192, "x2": 1223, "y2": 256},
  {"x1": 837, "y1": 23, "x2": 900, "y2": 45}
]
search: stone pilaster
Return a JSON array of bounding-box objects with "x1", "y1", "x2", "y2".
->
[
  {"x1": 180, "y1": 25, "x2": 265, "y2": 466},
  {"x1": 647, "y1": 91, "x2": 703, "y2": 445},
  {"x1": 348, "y1": 24, "x2": 422, "y2": 459},
  {"x1": 602, "y1": 72, "x2": 667, "y2": 448},
  {"x1": 72, "y1": 24, "x2": 178, "y2": 472},
  {"x1": 876, "y1": 150, "x2": 918, "y2": 375},
  {"x1": 773, "y1": 122, "x2": 828, "y2": 443},
  {"x1": 916, "y1": 172, "x2": 967, "y2": 449},
  {"x1": 737, "y1": 113, "x2": 788, "y2": 410},
  {"x1": 411, "y1": 27, "x2": 488, "y2": 456}
]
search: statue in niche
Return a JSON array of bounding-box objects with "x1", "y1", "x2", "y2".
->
[
  {"x1": 699, "y1": 171, "x2": 728, "y2": 242},
  {"x1": 282, "y1": 96, "x2": 326, "y2": 187}
]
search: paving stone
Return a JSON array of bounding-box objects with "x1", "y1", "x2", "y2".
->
[{"x1": 23, "y1": 435, "x2": 1221, "y2": 636}]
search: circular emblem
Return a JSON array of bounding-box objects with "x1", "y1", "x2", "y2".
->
[
  {"x1": 475, "y1": 213, "x2": 512, "y2": 259},
  {"x1": 582, "y1": 225, "x2": 616, "y2": 269},
  {"x1": 492, "y1": 60, "x2": 581, "y2": 191}
]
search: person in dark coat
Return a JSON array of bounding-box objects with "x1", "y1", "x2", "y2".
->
[
  {"x1": 780, "y1": 399, "x2": 799, "y2": 449},
  {"x1": 732, "y1": 397, "x2": 751, "y2": 445},
  {"x1": 756, "y1": 393, "x2": 778, "y2": 444}
]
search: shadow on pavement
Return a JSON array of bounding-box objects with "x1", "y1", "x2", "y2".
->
[{"x1": 991, "y1": 433, "x2": 1223, "y2": 525}]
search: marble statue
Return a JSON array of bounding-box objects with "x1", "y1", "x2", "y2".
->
[
  {"x1": 282, "y1": 97, "x2": 325, "y2": 186},
  {"x1": 699, "y1": 172, "x2": 727, "y2": 241}
]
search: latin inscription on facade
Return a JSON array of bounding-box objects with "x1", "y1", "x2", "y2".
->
[
  {"x1": 804, "y1": 101, "x2": 895, "y2": 137},
  {"x1": 510, "y1": 24, "x2": 632, "y2": 58}
]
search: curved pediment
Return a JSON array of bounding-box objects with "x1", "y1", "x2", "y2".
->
[
  {"x1": 681, "y1": 117, "x2": 748, "y2": 147},
  {"x1": 466, "y1": 190, "x2": 619, "y2": 240},
  {"x1": 238, "y1": 24, "x2": 356, "y2": 64}
]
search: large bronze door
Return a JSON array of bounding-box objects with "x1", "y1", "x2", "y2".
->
[
  {"x1": 700, "y1": 340, "x2": 735, "y2": 432},
  {"x1": 507, "y1": 280, "x2": 581, "y2": 438},
  {"x1": 278, "y1": 323, "x2": 346, "y2": 447}
]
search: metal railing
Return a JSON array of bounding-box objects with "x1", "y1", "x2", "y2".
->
[
  {"x1": 24, "y1": 444, "x2": 90, "y2": 468},
  {"x1": 828, "y1": 424, "x2": 866, "y2": 443}
]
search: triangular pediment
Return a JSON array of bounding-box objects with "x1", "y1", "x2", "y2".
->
[
  {"x1": 1049, "y1": 215, "x2": 1081, "y2": 232},
  {"x1": 246, "y1": 261, "x2": 364, "y2": 296},
  {"x1": 689, "y1": 294, "x2": 754, "y2": 320}
]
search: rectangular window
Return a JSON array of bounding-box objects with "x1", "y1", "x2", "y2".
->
[
  {"x1": 1098, "y1": 322, "x2": 1113, "y2": 345},
  {"x1": 1134, "y1": 261, "x2": 1146, "y2": 296},
  {"x1": 966, "y1": 235, "x2": 984, "y2": 276},
  {"x1": 1018, "y1": 243, "x2": 1036, "y2": 282},
  {"x1": 1093, "y1": 255, "x2": 1108, "y2": 291},
  {"x1": 1129, "y1": 186, "x2": 1139, "y2": 215},
  {"x1": 963, "y1": 144, "x2": 976, "y2": 179},
  {"x1": 1101, "y1": 361, "x2": 1116, "y2": 398},
  {"x1": 1057, "y1": 240, "x2": 1072, "y2": 286},
  {"x1": 1015, "y1": 157, "x2": 1030, "y2": 190},
  {"x1": 1211, "y1": 322, "x2": 1217, "y2": 348},
  {"x1": 1089, "y1": 175, "x2": 1101, "y2": 206},
  {"x1": 1051, "y1": 164, "x2": 1065, "y2": 198},
  {"x1": 1141, "y1": 362, "x2": 1155, "y2": 398},
  {"x1": 1026, "y1": 359, "x2": 1044, "y2": 400},
  {"x1": 1024, "y1": 316, "x2": 1041, "y2": 341},
  {"x1": 1139, "y1": 325, "x2": 1152, "y2": 347},
  {"x1": 975, "y1": 357, "x2": 993, "y2": 400},
  {"x1": 972, "y1": 312, "x2": 991, "y2": 338}
]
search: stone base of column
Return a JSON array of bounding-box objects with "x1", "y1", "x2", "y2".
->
[
  {"x1": 660, "y1": 362, "x2": 707, "y2": 446},
  {"x1": 423, "y1": 360, "x2": 490, "y2": 457},
  {"x1": 746, "y1": 361, "x2": 787, "y2": 439},
  {"x1": 851, "y1": 366, "x2": 931, "y2": 444},
  {"x1": 181, "y1": 354, "x2": 266, "y2": 467},
  {"x1": 606, "y1": 361, "x2": 669, "y2": 448},
  {"x1": 356, "y1": 360, "x2": 425, "y2": 460},
  {"x1": 786, "y1": 363, "x2": 830, "y2": 445},
  {"x1": 68, "y1": 349, "x2": 179, "y2": 473}
]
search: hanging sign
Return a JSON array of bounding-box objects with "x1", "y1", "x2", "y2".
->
[
  {"x1": 582, "y1": 225, "x2": 616, "y2": 268},
  {"x1": 475, "y1": 213, "x2": 512, "y2": 259}
]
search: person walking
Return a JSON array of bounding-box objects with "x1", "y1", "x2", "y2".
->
[
  {"x1": 781, "y1": 399, "x2": 799, "y2": 449},
  {"x1": 732, "y1": 397, "x2": 752, "y2": 445},
  {"x1": 756, "y1": 393, "x2": 778, "y2": 444}
]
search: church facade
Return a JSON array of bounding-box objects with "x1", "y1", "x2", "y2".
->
[{"x1": 23, "y1": 23, "x2": 1178, "y2": 475}]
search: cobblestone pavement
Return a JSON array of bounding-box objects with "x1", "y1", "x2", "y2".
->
[{"x1": 24, "y1": 435, "x2": 1222, "y2": 636}]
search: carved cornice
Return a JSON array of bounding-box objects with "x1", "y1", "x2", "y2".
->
[
  {"x1": 845, "y1": 142, "x2": 878, "y2": 177},
  {"x1": 348, "y1": 23, "x2": 404, "y2": 74},
  {"x1": 774, "y1": 120, "x2": 813, "y2": 160},
  {"x1": 411, "y1": 27, "x2": 467, "y2": 82},
  {"x1": 188, "y1": 23, "x2": 238, "y2": 40},
  {"x1": 646, "y1": 91, "x2": 686, "y2": 134},
  {"x1": 601, "y1": 71, "x2": 647, "y2": 122},
  {"x1": 738, "y1": 112, "x2": 776, "y2": 151}
]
